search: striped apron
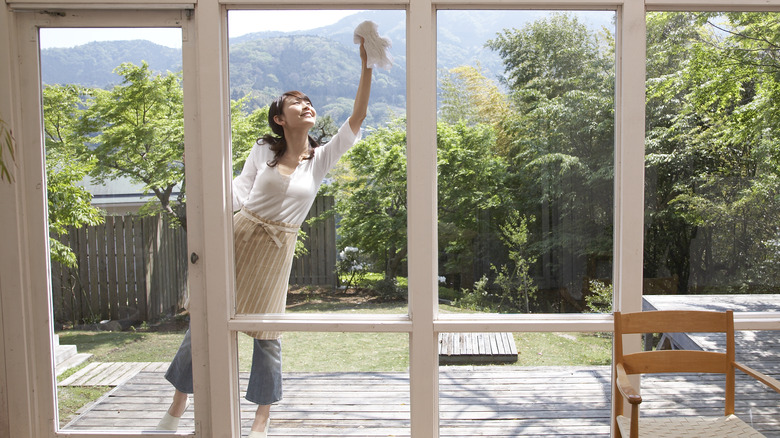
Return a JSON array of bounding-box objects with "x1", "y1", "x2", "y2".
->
[{"x1": 234, "y1": 208, "x2": 300, "y2": 339}]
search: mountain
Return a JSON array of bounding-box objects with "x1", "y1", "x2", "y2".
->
[
  {"x1": 40, "y1": 10, "x2": 615, "y2": 125},
  {"x1": 41, "y1": 40, "x2": 181, "y2": 88}
]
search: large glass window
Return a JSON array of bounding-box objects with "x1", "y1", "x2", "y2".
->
[
  {"x1": 644, "y1": 11, "x2": 780, "y2": 299},
  {"x1": 227, "y1": 9, "x2": 410, "y2": 436},
  {"x1": 39, "y1": 26, "x2": 191, "y2": 432},
  {"x1": 642, "y1": 12, "x2": 780, "y2": 434},
  {"x1": 436, "y1": 10, "x2": 616, "y2": 315},
  {"x1": 644, "y1": 10, "x2": 780, "y2": 303},
  {"x1": 228, "y1": 9, "x2": 408, "y2": 316},
  {"x1": 435, "y1": 9, "x2": 615, "y2": 435}
]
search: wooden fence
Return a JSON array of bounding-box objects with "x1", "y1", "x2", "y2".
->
[
  {"x1": 290, "y1": 195, "x2": 336, "y2": 286},
  {"x1": 51, "y1": 214, "x2": 188, "y2": 325},
  {"x1": 51, "y1": 196, "x2": 337, "y2": 325}
]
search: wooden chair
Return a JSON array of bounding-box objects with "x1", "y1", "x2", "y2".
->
[{"x1": 613, "y1": 310, "x2": 780, "y2": 438}]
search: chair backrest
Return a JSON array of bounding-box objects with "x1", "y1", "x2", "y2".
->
[{"x1": 613, "y1": 310, "x2": 736, "y2": 415}]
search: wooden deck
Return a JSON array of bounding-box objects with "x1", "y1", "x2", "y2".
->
[
  {"x1": 61, "y1": 365, "x2": 780, "y2": 437},
  {"x1": 643, "y1": 295, "x2": 780, "y2": 375}
]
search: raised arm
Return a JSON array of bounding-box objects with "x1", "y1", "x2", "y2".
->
[{"x1": 349, "y1": 39, "x2": 373, "y2": 135}]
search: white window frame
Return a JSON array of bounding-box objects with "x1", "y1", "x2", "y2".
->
[{"x1": 2, "y1": 0, "x2": 780, "y2": 437}]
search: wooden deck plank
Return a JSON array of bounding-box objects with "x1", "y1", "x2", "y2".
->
[{"x1": 60, "y1": 366, "x2": 780, "y2": 437}]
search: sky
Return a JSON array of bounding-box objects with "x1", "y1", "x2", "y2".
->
[{"x1": 39, "y1": 10, "x2": 361, "y2": 49}]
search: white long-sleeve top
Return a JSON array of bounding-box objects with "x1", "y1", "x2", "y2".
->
[{"x1": 232, "y1": 119, "x2": 361, "y2": 225}]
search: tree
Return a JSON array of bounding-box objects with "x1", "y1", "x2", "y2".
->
[
  {"x1": 487, "y1": 13, "x2": 615, "y2": 304},
  {"x1": 78, "y1": 62, "x2": 186, "y2": 230},
  {"x1": 330, "y1": 117, "x2": 514, "y2": 287},
  {"x1": 492, "y1": 210, "x2": 537, "y2": 313},
  {"x1": 643, "y1": 12, "x2": 704, "y2": 290},
  {"x1": 328, "y1": 118, "x2": 408, "y2": 280},
  {"x1": 645, "y1": 12, "x2": 780, "y2": 293},
  {"x1": 43, "y1": 84, "x2": 103, "y2": 267},
  {"x1": 231, "y1": 97, "x2": 270, "y2": 175},
  {"x1": 437, "y1": 120, "x2": 511, "y2": 290},
  {"x1": 438, "y1": 64, "x2": 508, "y2": 126}
]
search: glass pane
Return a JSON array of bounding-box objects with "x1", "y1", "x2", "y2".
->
[
  {"x1": 439, "y1": 331, "x2": 612, "y2": 436},
  {"x1": 226, "y1": 9, "x2": 408, "y2": 437},
  {"x1": 436, "y1": 10, "x2": 616, "y2": 314},
  {"x1": 40, "y1": 27, "x2": 193, "y2": 432},
  {"x1": 644, "y1": 12, "x2": 780, "y2": 298},
  {"x1": 237, "y1": 331, "x2": 410, "y2": 435},
  {"x1": 227, "y1": 9, "x2": 409, "y2": 321}
]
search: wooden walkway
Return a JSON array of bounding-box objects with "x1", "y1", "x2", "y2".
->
[
  {"x1": 59, "y1": 362, "x2": 168, "y2": 386},
  {"x1": 60, "y1": 366, "x2": 780, "y2": 437}
]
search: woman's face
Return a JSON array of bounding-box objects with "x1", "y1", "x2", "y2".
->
[{"x1": 277, "y1": 95, "x2": 317, "y2": 132}]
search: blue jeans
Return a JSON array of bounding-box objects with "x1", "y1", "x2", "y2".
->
[{"x1": 164, "y1": 328, "x2": 283, "y2": 405}]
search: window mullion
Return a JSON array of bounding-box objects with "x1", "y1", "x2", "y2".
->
[
  {"x1": 407, "y1": 2, "x2": 439, "y2": 438},
  {"x1": 184, "y1": 2, "x2": 239, "y2": 437}
]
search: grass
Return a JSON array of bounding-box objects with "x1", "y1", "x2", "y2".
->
[
  {"x1": 58, "y1": 330, "x2": 187, "y2": 362},
  {"x1": 514, "y1": 332, "x2": 611, "y2": 366},
  {"x1": 57, "y1": 302, "x2": 612, "y2": 372},
  {"x1": 58, "y1": 386, "x2": 109, "y2": 427}
]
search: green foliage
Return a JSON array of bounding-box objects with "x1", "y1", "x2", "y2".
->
[
  {"x1": 644, "y1": 12, "x2": 780, "y2": 293},
  {"x1": 373, "y1": 276, "x2": 406, "y2": 301},
  {"x1": 491, "y1": 211, "x2": 537, "y2": 313},
  {"x1": 335, "y1": 247, "x2": 369, "y2": 290},
  {"x1": 437, "y1": 120, "x2": 512, "y2": 288},
  {"x1": 78, "y1": 62, "x2": 186, "y2": 229},
  {"x1": 438, "y1": 64, "x2": 508, "y2": 126},
  {"x1": 487, "y1": 13, "x2": 611, "y2": 100},
  {"x1": 487, "y1": 12, "x2": 615, "y2": 304},
  {"x1": 454, "y1": 274, "x2": 494, "y2": 312},
  {"x1": 294, "y1": 229, "x2": 309, "y2": 259},
  {"x1": 43, "y1": 85, "x2": 104, "y2": 267},
  {"x1": 230, "y1": 97, "x2": 270, "y2": 175},
  {"x1": 585, "y1": 280, "x2": 613, "y2": 313},
  {"x1": 328, "y1": 118, "x2": 408, "y2": 280}
]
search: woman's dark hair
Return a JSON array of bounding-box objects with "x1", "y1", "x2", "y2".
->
[{"x1": 261, "y1": 91, "x2": 319, "y2": 167}]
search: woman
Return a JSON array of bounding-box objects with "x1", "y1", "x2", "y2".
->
[{"x1": 158, "y1": 39, "x2": 372, "y2": 438}]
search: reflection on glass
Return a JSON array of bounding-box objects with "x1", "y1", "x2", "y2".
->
[
  {"x1": 436, "y1": 10, "x2": 616, "y2": 314},
  {"x1": 40, "y1": 28, "x2": 191, "y2": 432},
  {"x1": 439, "y1": 331, "x2": 612, "y2": 435},
  {"x1": 645, "y1": 12, "x2": 780, "y2": 298}
]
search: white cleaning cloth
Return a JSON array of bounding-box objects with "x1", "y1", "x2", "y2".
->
[{"x1": 353, "y1": 20, "x2": 392, "y2": 70}]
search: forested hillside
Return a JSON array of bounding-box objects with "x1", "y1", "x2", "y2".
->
[{"x1": 41, "y1": 40, "x2": 181, "y2": 88}]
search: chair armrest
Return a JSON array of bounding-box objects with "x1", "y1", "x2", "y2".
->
[
  {"x1": 616, "y1": 363, "x2": 642, "y2": 405},
  {"x1": 735, "y1": 362, "x2": 780, "y2": 393}
]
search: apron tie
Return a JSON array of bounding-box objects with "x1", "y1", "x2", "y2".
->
[{"x1": 239, "y1": 209, "x2": 298, "y2": 248}]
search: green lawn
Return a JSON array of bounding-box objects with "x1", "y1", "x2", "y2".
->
[{"x1": 57, "y1": 302, "x2": 611, "y2": 371}]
